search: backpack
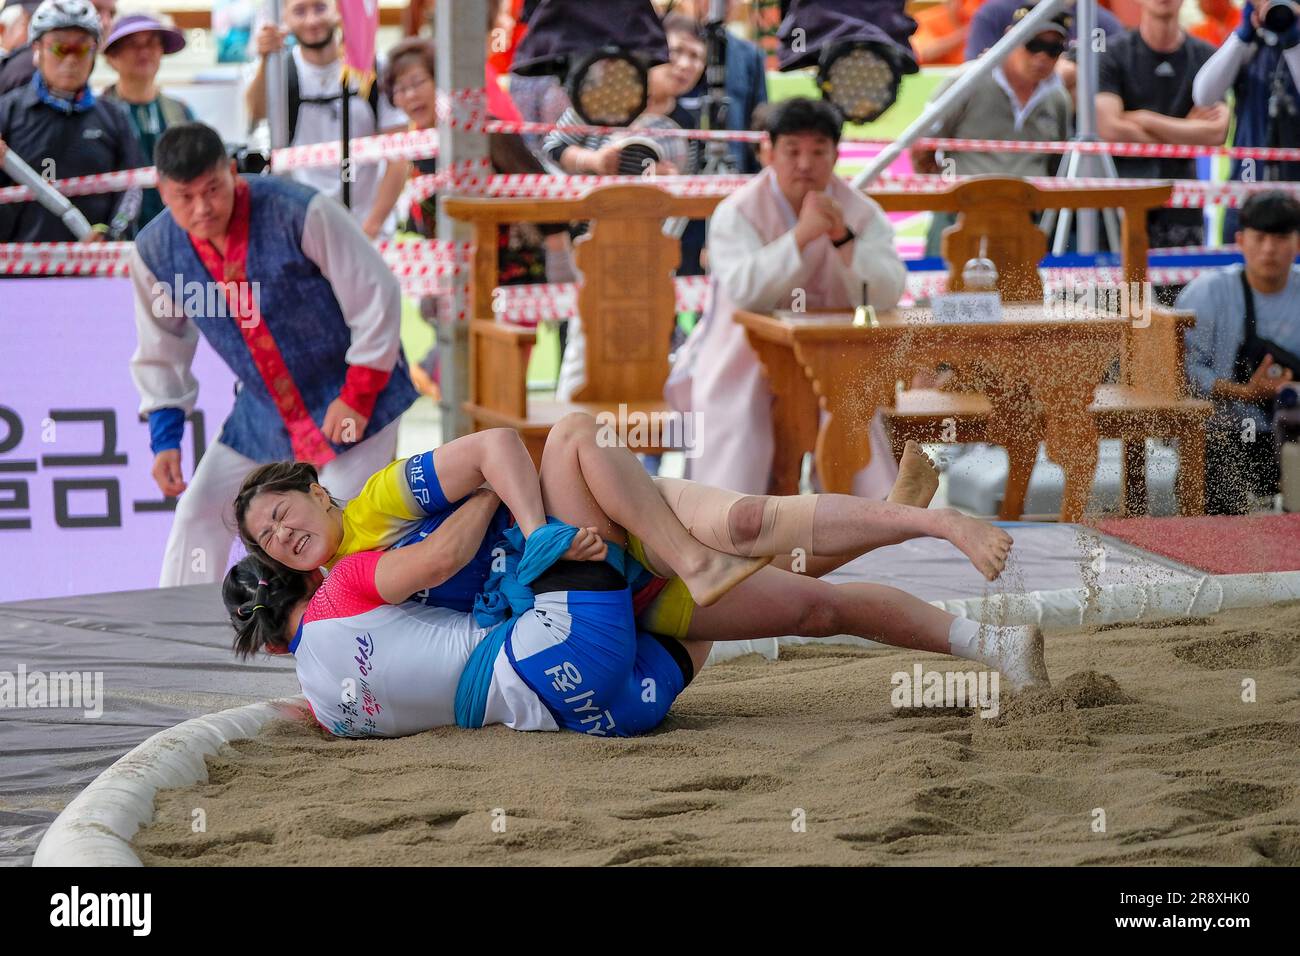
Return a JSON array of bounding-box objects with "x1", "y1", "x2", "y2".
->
[{"x1": 286, "y1": 56, "x2": 381, "y2": 142}]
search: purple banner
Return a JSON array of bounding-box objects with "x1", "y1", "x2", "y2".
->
[{"x1": 0, "y1": 278, "x2": 237, "y2": 602}]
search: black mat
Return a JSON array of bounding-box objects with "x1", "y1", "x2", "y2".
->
[{"x1": 0, "y1": 584, "x2": 298, "y2": 866}]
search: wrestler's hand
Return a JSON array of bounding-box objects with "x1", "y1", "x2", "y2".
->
[
  {"x1": 561, "y1": 526, "x2": 608, "y2": 563},
  {"x1": 0, "y1": 136, "x2": 7, "y2": 162},
  {"x1": 152, "y1": 449, "x2": 187, "y2": 497},
  {"x1": 323, "y1": 397, "x2": 369, "y2": 444}
]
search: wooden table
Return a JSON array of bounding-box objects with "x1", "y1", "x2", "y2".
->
[{"x1": 736, "y1": 305, "x2": 1133, "y2": 522}]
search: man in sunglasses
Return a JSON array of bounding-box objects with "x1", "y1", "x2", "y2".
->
[
  {"x1": 0, "y1": 0, "x2": 108, "y2": 94},
  {"x1": 1095, "y1": 0, "x2": 1227, "y2": 255},
  {"x1": 0, "y1": 0, "x2": 142, "y2": 242},
  {"x1": 912, "y1": 4, "x2": 1074, "y2": 257}
]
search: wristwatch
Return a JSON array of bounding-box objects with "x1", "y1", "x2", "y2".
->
[{"x1": 831, "y1": 227, "x2": 856, "y2": 248}]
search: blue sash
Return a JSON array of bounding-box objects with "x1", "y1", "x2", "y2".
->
[
  {"x1": 456, "y1": 518, "x2": 648, "y2": 728},
  {"x1": 453, "y1": 617, "x2": 516, "y2": 729}
]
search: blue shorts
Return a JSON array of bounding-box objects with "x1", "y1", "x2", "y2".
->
[{"x1": 506, "y1": 565, "x2": 693, "y2": 737}]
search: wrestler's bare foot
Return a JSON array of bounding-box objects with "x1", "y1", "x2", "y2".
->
[
  {"x1": 682, "y1": 548, "x2": 772, "y2": 607},
  {"x1": 887, "y1": 440, "x2": 940, "y2": 508},
  {"x1": 977, "y1": 624, "x2": 1050, "y2": 692},
  {"x1": 937, "y1": 508, "x2": 1013, "y2": 581}
]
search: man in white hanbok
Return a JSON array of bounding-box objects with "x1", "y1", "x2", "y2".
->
[{"x1": 669, "y1": 97, "x2": 908, "y2": 495}]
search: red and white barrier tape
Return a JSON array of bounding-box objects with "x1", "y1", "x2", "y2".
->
[
  {"x1": 0, "y1": 241, "x2": 134, "y2": 276},
  {"x1": 0, "y1": 238, "x2": 1214, "y2": 318},
  {"x1": 0, "y1": 167, "x2": 158, "y2": 205},
  {"x1": 910, "y1": 136, "x2": 1300, "y2": 163}
]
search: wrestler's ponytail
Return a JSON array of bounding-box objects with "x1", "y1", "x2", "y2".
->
[
  {"x1": 222, "y1": 555, "x2": 313, "y2": 658},
  {"x1": 233, "y1": 461, "x2": 339, "y2": 571}
]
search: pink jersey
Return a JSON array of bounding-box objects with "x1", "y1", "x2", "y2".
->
[{"x1": 290, "y1": 552, "x2": 556, "y2": 737}]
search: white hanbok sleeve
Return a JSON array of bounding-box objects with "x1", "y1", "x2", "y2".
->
[
  {"x1": 706, "y1": 200, "x2": 806, "y2": 312},
  {"x1": 128, "y1": 245, "x2": 201, "y2": 416},
  {"x1": 835, "y1": 196, "x2": 907, "y2": 310},
  {"x1": 300, "y1": 192, "x2": 404, "y2": 372}
]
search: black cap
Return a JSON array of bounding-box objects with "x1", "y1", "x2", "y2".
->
[{"x1": 1010, "y1": 2, "x2": 1073, "y2": 39}]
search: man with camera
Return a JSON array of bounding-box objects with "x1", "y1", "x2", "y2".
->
[
  {"x1": 1194, "y1": 1, "x2": 1300, "y2": 242},
  {"x1": 1176, "y1": 191, "x2": 1300, "y2": 514}
]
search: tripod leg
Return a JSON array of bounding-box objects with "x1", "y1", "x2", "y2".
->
[{"x1": 1098, "y1": 151, "x2": 1124, "y2": 252}]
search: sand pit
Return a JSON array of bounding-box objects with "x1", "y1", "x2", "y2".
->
[{"x1": 132, "y1": 603, "x2": 1300, "y2": 866}]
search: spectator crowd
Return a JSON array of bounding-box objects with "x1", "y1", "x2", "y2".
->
[{"x1": 0, "y1": 0, "x2": 1295, "y2": 514}]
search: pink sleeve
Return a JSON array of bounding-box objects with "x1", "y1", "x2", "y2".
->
[{"x1": 309, "y1": 551, "x2": 388, "y2": 621}]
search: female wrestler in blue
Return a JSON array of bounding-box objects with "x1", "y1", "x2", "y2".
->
[
  {"x1": 223, "y1": 416, "x2": 1051, "y2": 739},
  {"x1": 223, "y1": 473, "x2": 733, "y2": 739}
]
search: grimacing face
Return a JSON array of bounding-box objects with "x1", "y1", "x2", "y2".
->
[
  {"x1": 770, "y1": 130, "x2": 837, "y2": 209},
  {"x1": 243, "y1": 485, "x2": 344, "y2": 572},
  {"x1": 156, "y1": 160, "x2": 238, "y2": 241}
]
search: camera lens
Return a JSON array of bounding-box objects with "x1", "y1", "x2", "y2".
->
[{"x1": 1264, "y1": 0, "x2": 1298, "y2": 34}]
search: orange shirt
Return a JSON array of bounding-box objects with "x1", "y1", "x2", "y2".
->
[
  {"x1": 1189, "y1": 6, "x2": 1238, "y2": 49},
  {"x1": 913, "y1": 0, "x2": 982, "y2": 66}
]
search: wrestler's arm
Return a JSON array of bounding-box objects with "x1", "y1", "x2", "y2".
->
[
  {"x1": 425, "y1": 430, "x2": 546, "y2": 537},
  {"x1": 373, "y1": 489, "x2": 502, "y2": 603},
  {"x1": 339, "y1": 431, "x2": 547, "y2": 549}
]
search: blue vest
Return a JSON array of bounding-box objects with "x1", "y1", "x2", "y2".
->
[{"x1": 135, "y1": 176, "x2": 418, "y2": 462}]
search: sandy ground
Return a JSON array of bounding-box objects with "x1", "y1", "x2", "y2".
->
[{"x1": 133, "y1": 603, "x2": 1300, "y2": 866}]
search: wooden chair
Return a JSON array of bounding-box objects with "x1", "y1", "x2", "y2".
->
[
  {"x1": 444, "y1": 185, "x2": 719, "y2": 464},
  {"x1": 873, "y1": 176, "x2": 1207, "y2": 516},
  {"x1": 1089, "y1": 308, "x2": 1211, "y2": 516}
]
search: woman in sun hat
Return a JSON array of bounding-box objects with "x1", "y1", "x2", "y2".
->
[{"x1": 100, "y1": 12, "x2": 194, "y2": 225}]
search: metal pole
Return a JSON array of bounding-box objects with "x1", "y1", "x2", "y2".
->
[
  {"x1": 852, "y1": 0, "x2": 1073, "y2": 188},
  {"x1": 1074, "y1": 0, "x2": 1099, "y2": 252},
  {"x1": 2, "y1": 149, "x2": 92, "y2": 239},
  {"x1": 265, "y1": 0, "x2": 290, "y2": 150},
  {"x1": 436, "y1": 0, "x2": 489, "y2": 441},
  {"x1": 341, "y1": 82, "x2": 352, "y2": 208}
]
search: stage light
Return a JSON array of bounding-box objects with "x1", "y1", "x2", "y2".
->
[
  {"x1": 778, "y1": 0, "x2": 918, "y2": 124},
  {"x1": 566, "y1": 48, "x2": 648, "y2": 127},
  {"x1": 818, "y1": 41, "x2": 904, "y2": 124},
  {"x1": 512, "y1": 0, "x2": 666, "y2": 127}
]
